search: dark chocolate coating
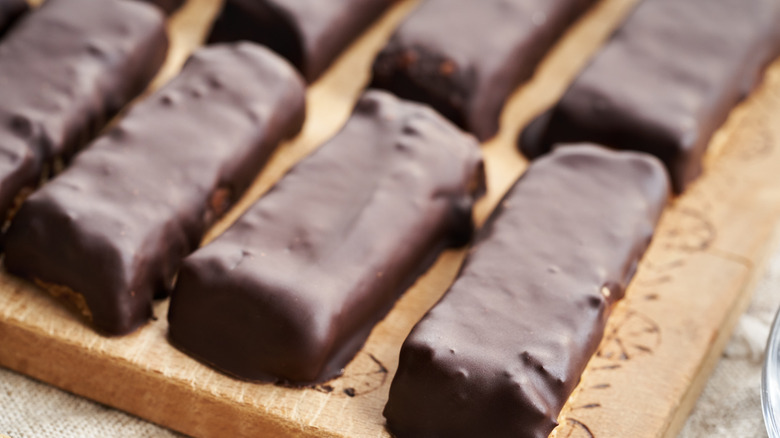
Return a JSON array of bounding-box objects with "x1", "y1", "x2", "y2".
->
[
  {"x1": 167, "y1": 90, "x2": 485, "y2": 385},
  {"x1": 371, "y1": 0, "x2": 596, "y2": 141},
  {"x1": 208, "y1": 0, "x2": 396, "y2": 82},
  {"x1": 3, "y1": 43, "x2": 306, "y2": 335},
  {"x1": 384, "y1": 145, "x2": 669, "y2": 438},
  {"x1": 138, "y1": 0, "x2": 186, "y2": 15},
  {"x1": 0, "y1": 0, "x2": 27, "y2": 38},
  {"x1": 0, "y1": 0, "x2": 167, "y2": 218},
  {"x1": 520, "y1": 0, "x2": 780, "y2": 193}
]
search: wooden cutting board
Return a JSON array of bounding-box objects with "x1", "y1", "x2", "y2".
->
[{"x1": 2, "y1": 0, "x2": 780, "y2": 437}]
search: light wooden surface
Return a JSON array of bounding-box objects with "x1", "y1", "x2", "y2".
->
[{"x1": 1, "y1": 0, "x2": 780, "y2": 437}]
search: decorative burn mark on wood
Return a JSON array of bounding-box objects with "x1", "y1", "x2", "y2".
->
[
  {"x1": 312, "y1": 352, "x2": 388, "y2": 397},
  {"x1": 556, "y1": 418, "x2": 596, "y2": 438},
  {"x1": 633, "y1": 257, "x2": 687, "y2": 290},
  {"x1": 571, "y1": 403, "x2": 601, "y2": 411},
  {"x1": 718, "y1": 103, "x2": 775, "y2": 162},
  {"x1": 597, "y1": 310, "x2": 660, "y2": 362},
  {"x1": 658, "y1": 207, "x2": 716, "y2": 253},
  {"x1": 589, "y1": 364, "x2": 621, "y2": 372}
]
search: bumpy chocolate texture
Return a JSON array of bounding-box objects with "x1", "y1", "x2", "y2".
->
[
  {"x1": 0, "y1": 0, "x2": 167, "y2": 219},
  {"x1": 167, "y1": 90, "x2": 486, "y2": 385},
  {"x1": 3, "y1": 43, "x2": 306, "y2": 336},
  {"x1": 384, "y1": 145, "x2": 669, "y2": 438},
  {"x1": 141, "y1": 0, "x2": 185, "y2": 15},
  {"x1": 208, "y1": 0, "x2": 396, "y2": 82},
  {"x1": 0, "y1": 0, "x2": 27, "y2": 37},
  {"x1": 371, "y1": 0, "x2": 596, "y2": 142},
  {"x1": 520, "y1": 0, "x2": 780, "y2": 193}
]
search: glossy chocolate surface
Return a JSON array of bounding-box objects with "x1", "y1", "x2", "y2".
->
[
  {"x1": 520, "y1": 0, "x2": 780, "y2": 193},
  {"x1": 371, "y1": 0, "x2": 596, "y2": 141},
  {"x1": 208, "y1": 0, "x2": 396, "y2": 82},
  {"x1": 0, "y1": 0, "x2": 167, "y2": 218},
  {"x1": 0, "y1": 0, "x2": 27, "y2": 37},
  {"x1": 3, "y1": 44, "x2": 306, "y2": 335},
  {"x1": 168, "y1": 90, "x2": 485, "y2": 385},
  {"x1": 384, "y1": 145, "x2": 669, "y2": 438}
]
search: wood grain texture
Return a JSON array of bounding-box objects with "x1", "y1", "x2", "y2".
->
[{"x1": 1, "y1": 0, "x2": 780, "y2": 437}]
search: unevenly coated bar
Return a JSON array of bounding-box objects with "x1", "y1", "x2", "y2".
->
[
  {"x1": 0, "y1": 0, "x2": 27, "y2": 37},
  {"x1": 520, "y1": 0, "x2": 780, "y2": 193},
  {"x1": 3, "y1": 43, "x2": 306, "y2": 335},
  {"x1": 167, "y1": 90, "x2": 485, "y2": 385},
  {"x1": 371, "y1": 0, "x2": 597, "y2": 141},
  {"x1": 0, "y1": 0, "x2": 167, "y2": 218},
  {"x1": 384, "y1": 145, "x2": 669, "y2": 438},
  {"x1": 208, "y1": 0, "x2": 396, "y2": 82}
]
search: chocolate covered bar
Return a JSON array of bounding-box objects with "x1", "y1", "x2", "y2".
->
[
  {"x1": 384, "y1": 145, "x2": 669, "y2": 438},
  {"x1": 208, "y1": 0, "x2": 396, "y2": 82},
  {"x1": 3, "y1": 43, "x2": 306, "y2": 335},
  {"x1": 0, "y1": 0, "x2": 27, "y2": 37},
  {"x1": 0, "y1": 0, "x2": 167, "y2": 218},
  {"x1": 167, "y1": 90, "x2": 485, "y2": 385},
  {"x1": 520, "y1": 0, "x2": 780, "y2": 193},
  {"x1": 371, "y1": 0, "x2": 597, "y2": 141},
  {"x1": 141, "y1": 0, "x2": 185, "y2": 15}
]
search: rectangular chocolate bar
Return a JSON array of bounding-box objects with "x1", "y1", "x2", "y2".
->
[
  {"x1": 384, "y1": 145, "x2": 669, "y2": 438},
  {"x1": 3, "y1": 43, "x2": 306, "y2": 335},
  {"x1": 0, "y1": 0, "x2": 27, "y2": 37},
  {"x1": 167, "y1": 90, "x2": 486, "y2": 385},
  {"x1": 371, "y1": 0, "x2": 597, "y2": 141},
  {"x1": 0, "y1": 0, "x2": 167, "y2": 218},
  {"x1": 520, "y1": 0, "x2": 780, "y2": 193},
  {"x1": 208, "y1": 0, "x2": 396, "y2": 82}
]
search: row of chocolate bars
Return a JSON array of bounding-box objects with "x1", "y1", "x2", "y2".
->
[{"x1": 0, "y1": 0, "x2": 778, "y2": 437}]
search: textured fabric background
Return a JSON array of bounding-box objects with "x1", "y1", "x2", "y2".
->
[
  {"x1": 2, "y1": 251, "x2": 780, "y2": 437},
  {"x1": 0, "y1": 368, "x2": 181, "y2": 437}
]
